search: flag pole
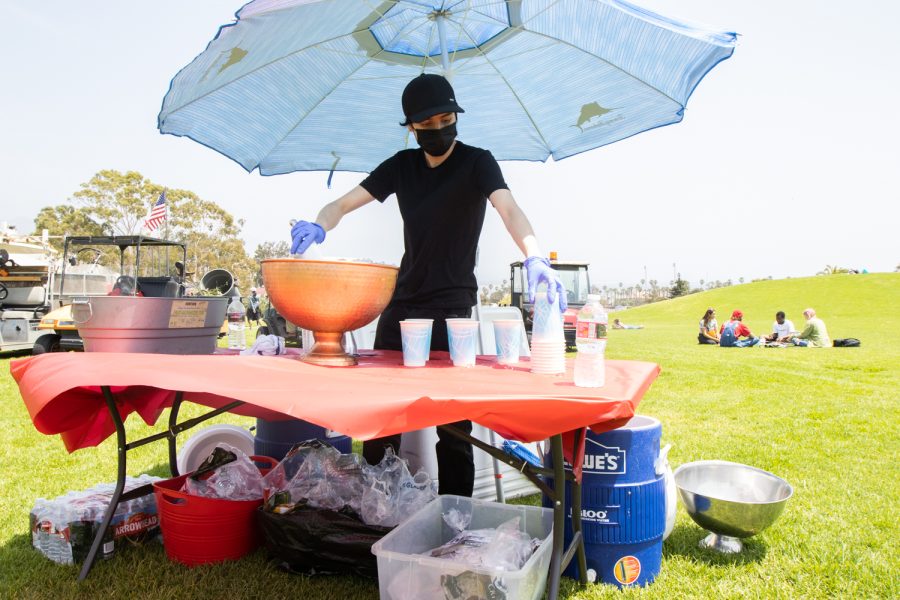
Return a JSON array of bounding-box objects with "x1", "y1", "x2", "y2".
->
[{"x1": 164, "y1": 188, "x2": 169, "y2": 275}]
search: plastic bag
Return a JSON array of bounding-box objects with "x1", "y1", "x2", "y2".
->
[
  {"x1": 481, "y1": 518, "x2": 542, "y2": 571},
  {"x1": 262, "y1": 439, "x2": 339, "y2": 492},
  {"x1": 360, "y1": 448, "x2": 437, "y2": 527},
  {"x1": 264, "y1": 443, "x2": 436, "y2": 527},
  {"x1": 284, "y1": 450, "x2": 369, "y2": 513},
  {"x1": 183, "y1": 444, "x2": 264, "y2": 500},
  {"x1": 257, "y1": 504, "x2": 392, "y2": 578},
  {"x1": 427, "y1": 517, "x2": 539, "y2": 571},
  {"x1": 442, "y1": 507, "x2": 473, "y2": 533}
]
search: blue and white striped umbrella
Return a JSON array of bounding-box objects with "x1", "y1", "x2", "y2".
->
[{"x1": 159, "y1": 0, "x2": 736, "y2": 175}]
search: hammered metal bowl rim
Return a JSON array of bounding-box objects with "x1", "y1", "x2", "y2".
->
[
  {"x1": 674, "y1": 459, "x2": 794, "y2": 505},
  {"x1": 261, "y1": 257, "x2": 399, "y2": 271}
]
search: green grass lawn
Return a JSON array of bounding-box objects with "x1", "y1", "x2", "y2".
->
[{"x1": 1, "y1": 274, "x2": 898, "y2": 598}]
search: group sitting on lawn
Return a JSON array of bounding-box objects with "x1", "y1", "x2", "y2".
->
[{"x1": 698, "y1": 307, "x2": 830, "y2": 347}]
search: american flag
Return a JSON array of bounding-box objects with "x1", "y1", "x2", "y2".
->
[{"x1": 143, "y1": 191, "x2": 167, "y2": 234}]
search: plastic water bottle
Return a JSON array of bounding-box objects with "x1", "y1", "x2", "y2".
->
[
  {"x1": 574, "y1": 294, "x2": 607, "y2": 387},
  {"x1": 227, "y1": 296, "x2": 246, "y2": 350}
]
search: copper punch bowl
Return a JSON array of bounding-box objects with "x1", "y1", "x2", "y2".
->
[{"x1": 261, "y1": 258, "x2": 398, "y2": 366}]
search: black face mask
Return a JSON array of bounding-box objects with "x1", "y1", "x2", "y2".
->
[{"x1": 414, "y1": 122, "x2": 457, "y2": 156}]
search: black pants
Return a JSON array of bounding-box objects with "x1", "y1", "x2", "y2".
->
[
  {"x1": 363, "y1": 304, "x2": 475, "y2": 497},
  {"x1": 698, "y1": 333, "x2": 718, "y2": 345}
]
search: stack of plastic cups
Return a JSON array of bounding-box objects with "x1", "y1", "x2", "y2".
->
[
  {"x1": 530, "y1": 284, "x2": 566, "y2": 374},
  {"x1": 446, "y1": 318, "x2": 479, "y2": 367},
  {"x1": 400, "y1": 320, "x2": 432, "y2": 367}
]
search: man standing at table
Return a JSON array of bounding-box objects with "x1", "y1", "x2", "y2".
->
[{"x1": 289, "y1": 74, "x2": 566, "y2": 496}]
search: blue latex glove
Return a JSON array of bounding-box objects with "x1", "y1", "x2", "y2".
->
[
  {"x1": 290, "y1": 220, "x2": 326, "y2": 255},
  {"x1": 524, "y1": 256, "x2": 567, "y2": 312}
]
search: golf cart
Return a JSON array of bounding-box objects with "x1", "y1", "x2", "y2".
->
[
  {"x1": 0, "y1": 225, "x2": 59, "y2": 354},
  {"x1": 37, "y1": 235, "x2": 190, "y2": 352},
  {"x1": 510, "y1": 254, "x2": 592, "y2": 349}
]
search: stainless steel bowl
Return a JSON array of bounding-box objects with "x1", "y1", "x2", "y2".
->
[{"x1": 674, "y1": 460, "x2": 793, "y2": 553}]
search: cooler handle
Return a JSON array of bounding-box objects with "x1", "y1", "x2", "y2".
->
[
  {"x1": 72, "y1": 297, "x2": 93, "y2": 324},
  {"x1": 160, "y1": 491, "x2": 187, "y2": 506},
  {"x1": 251, "y1": 455, "x2": 278, "y2": 470}
]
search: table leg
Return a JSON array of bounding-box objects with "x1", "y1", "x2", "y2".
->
[
  {"x1": 547, "y1": 434, "x2": 567, "y2": 600},
  {"x1": 167, "y1": 392, "x2": 183, "y2": 476},
  {"x1": 76, "y1": 389, "x2": 245, "y2": 581},
  {"x1": 437, "y1": 425, "x2": 587, "y2": 600},
  {"x1": 78, "y1": 386, "x2": 127, "y2": 581},
  {"x1": 570, "y1": 428, "x2": 588, "y2": 583}
]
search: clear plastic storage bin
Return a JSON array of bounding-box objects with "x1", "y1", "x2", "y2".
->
[{"x1": 371, "y1": 495, "x2": 554, "y2": 600}]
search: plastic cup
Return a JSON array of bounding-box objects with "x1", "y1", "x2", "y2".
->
[
  {"x1": 400, "y1": 320, "x2": 431, "y2": 367},
  {"x1": 402, "y1": 319, "x2": 434, "y2": 352},
  {"x1": 531, "y1": 284, "x2": 564, "y2": 342},
  {"x1": 492, "y1": 320, "x2": 522, "y2": 365},
  {"x1": 446, "y1": 319, "x2": 479, "y2": 367}
]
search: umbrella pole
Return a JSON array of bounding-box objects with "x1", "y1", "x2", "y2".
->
[{"x1": 435, "y1": 13, "x2": 450, "y2": 73}]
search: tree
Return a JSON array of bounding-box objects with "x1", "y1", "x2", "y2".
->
[
  {"x1": 669, "y1": 275, "x2": 690, "y2": 298},
  {"x1": 254, "y1": 241, "x2": 291, "y2": 262},
  {"x1": 33, "y1": 206, "x2": 105, "y2": 252},
  {"x1": 33, "y1": 169, "x2": 256, "y2": 292},
  {"x1": 253, "y1": 241, "x2": 291, "y2": 286}
]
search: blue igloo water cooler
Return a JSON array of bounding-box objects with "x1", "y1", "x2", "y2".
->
[
  {"x1": 544, "y1": 415, "x2": 665, "y2": 588},
  {"x1": 254, "y1": 418, "x2": 352, "y2": 460}
]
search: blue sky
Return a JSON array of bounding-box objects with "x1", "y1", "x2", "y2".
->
[{"x1": 2, "y1": 1, "x2": 898, "y2": 286}]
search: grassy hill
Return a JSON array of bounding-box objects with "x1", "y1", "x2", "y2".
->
[
  {"x1": 611, "y1": 272, "x2": 899, "y2": 345},
  {"x1": 601, "y1": 273, "x2": 899, "y2": 598},
  {"x1": 0, "y1": 274, "x2": 897, "y2": 598}
]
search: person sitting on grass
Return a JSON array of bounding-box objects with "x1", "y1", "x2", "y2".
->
[
  {"x1": 613, "y1": 318, "x2": 643, "y2": 330},
  {"x1": 784, "y1": 308, "x2": 831, "y2": 347},
  {"x1": 763, "y1": 311, "x2": 796, "y2": 344},
  {"x1": 719, "y1": 310, "x2": 759, "y2": 347},
  {"x1": 698, "y1": 308, "x2": 719, "y2": 345}
]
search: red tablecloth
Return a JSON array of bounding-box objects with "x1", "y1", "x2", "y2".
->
[{"x1": 11, "y1": 351, "x2": 659, "y2": 462}]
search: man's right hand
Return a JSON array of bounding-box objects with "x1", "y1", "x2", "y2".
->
[{"x1": 290, "y1": 220, "x2": 326, "y2": 255}]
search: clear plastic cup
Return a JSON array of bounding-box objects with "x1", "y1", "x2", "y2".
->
[
  {"x1": 402, "y1": 319, "x2": 434, "y2": 352},
  {"x1": 492, "y1": 319, "x2": 522, "y2": 365},
  {"x1": 400, "y1": 320, "x2": 432, "y2": 367},
  {"x1": 531, "y1": 283, "x2": 564, "y2": 342},
  {"x1": 446, "y1": 319, "x2": 479, "y2": 367}
]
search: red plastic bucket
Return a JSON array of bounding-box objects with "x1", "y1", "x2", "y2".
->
[{"x1": 153, "y1": 455, "x2": 277, "y2": 566}]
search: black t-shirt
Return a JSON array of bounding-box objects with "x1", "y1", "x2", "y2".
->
[{"x1": 360, "y1": 142, "x2": 508, "y2": 308}]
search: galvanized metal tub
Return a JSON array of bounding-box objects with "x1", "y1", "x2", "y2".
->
[{"x1": 72, "y1": 296, "x2": 228, "y2": 354}]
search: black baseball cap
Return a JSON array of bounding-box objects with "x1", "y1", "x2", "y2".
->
[{"x1": 400, "y1": 74, "x2": 465, "y2": 126}]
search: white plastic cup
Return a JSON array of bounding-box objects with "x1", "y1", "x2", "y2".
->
[
  {"x1": 493, "y1": 320, "x2": 522, "y2": 365},
  {"x1": 446, "y1": 319, "x2": 479, "y2": 367},
  {"x1": 402, "y1": 319, "x2": 434, "y2": 352},
  {"x1": 400, "y1": 320, "x2": 431, "y2": 367},
  {"x1": 531, "y1": 283, "x2": 564, "y2": 342}
]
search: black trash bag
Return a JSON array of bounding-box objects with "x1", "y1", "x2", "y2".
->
[
  {"x1": 256, "y1": 504, "x2": 392, "y2": 578},
  {"x1": 190, "y1": 445, "x2": 238, "y2": 480}
]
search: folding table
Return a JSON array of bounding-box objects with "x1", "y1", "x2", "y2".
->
[{"x1": 11, "y1": 350, "x2": 659, "y2": 599}]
